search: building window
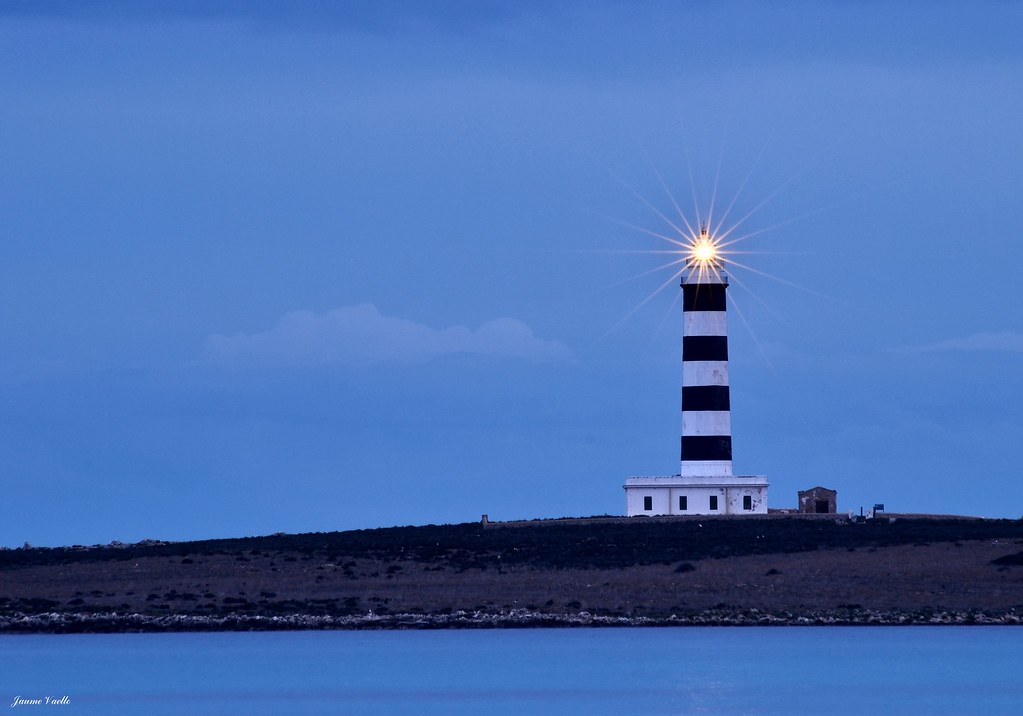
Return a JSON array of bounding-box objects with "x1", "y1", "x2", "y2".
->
[
  {"x1": 643, "y1": 496, "x2": 653, "y2": 511},
  {"x1": 709, "y1": 495, "x2": 718, "y2": 511},
  {"x1": 743, "y1": 495, "x2": 753, "y2": 511},
  {"x1": 679, "y1": 495, "x2": 688, "y2": 511}
]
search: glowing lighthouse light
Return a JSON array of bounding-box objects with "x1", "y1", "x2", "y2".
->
[
  {"x1": 690, "y1": 225, "x2": 718, "y2": 265},
  {"x1": 692, "y1": 240, "x2": 716, "y2": 263}
]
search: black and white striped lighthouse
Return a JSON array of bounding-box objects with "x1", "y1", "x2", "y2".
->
[
  {"x1": 624, "y1": 224, "x2": 767, "y2": 516},
  {"x1": 680, "y1": 226, "x2": 733, "y2": 477}
]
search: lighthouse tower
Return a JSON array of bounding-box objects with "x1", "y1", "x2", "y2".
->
[{"x1": 624, "y1": 225, "x2": 768, "y2": 516}]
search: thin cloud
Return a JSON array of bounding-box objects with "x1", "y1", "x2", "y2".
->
[
  {"x1": 204, "y1": 304, "x2": 573, "y2": 367},
  {"x1": 903, "y1": 330, "x2": 1023, "y2": 354}
]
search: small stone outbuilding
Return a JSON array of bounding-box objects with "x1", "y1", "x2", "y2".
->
[{"x1": 798, "y1": 486, "x2": 837, "y2": 514}]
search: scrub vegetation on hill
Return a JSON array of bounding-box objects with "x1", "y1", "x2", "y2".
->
[{"x1": 6, "y1": 515, "x2": 1023, "y2": 569}]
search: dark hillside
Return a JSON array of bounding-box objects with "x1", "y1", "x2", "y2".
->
[
  {"x1": 5, "y1": 515, "x2": 1022, "y2": 570},
  {"x1": 3, "y1": 515, "x2": 1023, "y2": 631}
]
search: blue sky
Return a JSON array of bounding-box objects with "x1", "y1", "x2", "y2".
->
[{"x1": 2, "y1": 1, "x2": 1023, "y2": 546}]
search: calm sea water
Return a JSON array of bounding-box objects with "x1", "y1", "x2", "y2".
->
[{"x1": 1, "y1": 627, "x2": 1020, "y2": 715}]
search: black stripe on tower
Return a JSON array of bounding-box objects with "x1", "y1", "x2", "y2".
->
[
  {"x1": 682, "y1": 283, "x2": 727, "y2": 312},
  {"x1": 682, "y1": 336, "x2": 728, "y2": 362},
  {"x1": 681, "y1": 385, "x2": 731, "y2": 411},
  {"x1": 680, "y1": 435, "x2": 733, "y2": 462}
]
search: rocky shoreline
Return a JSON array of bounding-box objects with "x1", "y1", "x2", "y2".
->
[{"x1": 3, "y1": 607, "x2": 1022, "y2": 633}]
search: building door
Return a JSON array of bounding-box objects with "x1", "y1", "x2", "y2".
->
[{"x1": 815, "y1": 499, "x2": 830, "y2": 514}]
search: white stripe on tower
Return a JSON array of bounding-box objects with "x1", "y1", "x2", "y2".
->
[
  {"x1": 683, "y1": 311, "x2": 727, "y2": 337},
  {"x1": 680, "y1": 260, "x2": 733, "y2": 477}
]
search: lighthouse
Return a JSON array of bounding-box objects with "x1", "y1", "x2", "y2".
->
[{"x1": 624, "y1": 225, "x2": 768, "y2": 516}]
